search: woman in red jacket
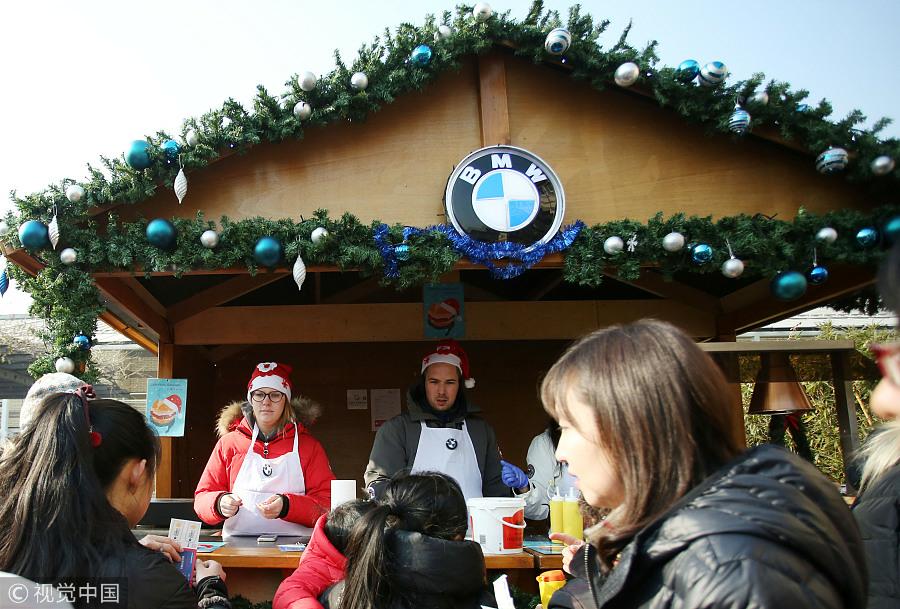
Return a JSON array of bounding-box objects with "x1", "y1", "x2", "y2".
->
[{"x1": 194, "y1": 362, "x2": 335, "y2": 536}]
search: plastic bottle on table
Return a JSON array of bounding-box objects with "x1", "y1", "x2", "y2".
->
[
  {"x1": 562, "y1": 488, "x2": 584, "y2": 541},
  {"x1": 549, "y1": 489, "x2": 565, "y2": 543}
]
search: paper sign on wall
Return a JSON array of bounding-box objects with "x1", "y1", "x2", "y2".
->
[
  {"x1": 147, "y1": 378, "x2": 188, "y2": 437},
  {"x1": 371, "y1": 388, "x2": 401, "y2": 431},
  {"x1": 347, "y1": 389, "x2": 368, "y2": 410},
  {"x1": 424, "y1": 283, "x2": 465, "y2": 338}
]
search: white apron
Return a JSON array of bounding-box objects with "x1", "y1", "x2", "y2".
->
[
  {"x1": 410, "y1": 420, "x2": 483, "y2": 500},
  {"x1": 223, "y1": 423, "x2": 313, "y2": 537}
]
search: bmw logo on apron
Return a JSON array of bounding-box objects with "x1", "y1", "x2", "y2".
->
[
  {"x1": 446, "y1": 438, "x2": 458, "y2": 450},
  {"x1": 445, "y1": 146, "x2": 565, "y2": 252},
  {"x1": 262, "y1": 463, "x2": 273, "y2": 477}
]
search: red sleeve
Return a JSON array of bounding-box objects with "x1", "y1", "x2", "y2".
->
[
  {"x1": 273, "y1": 517, "x2": 344, "y2": 609},
  {"x1": 283, "y1": 435, "x2": 334, "y2": 527},
  {"x1": 194, "y1": 438, "x2": 239, "y2": 525}
]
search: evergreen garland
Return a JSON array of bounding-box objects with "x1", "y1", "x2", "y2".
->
[{"x1": 3, "y1": 1, "x2": 898, "y2": 380}]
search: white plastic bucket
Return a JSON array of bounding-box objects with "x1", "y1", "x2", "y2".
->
[{"x1": 467, "y1": 497, "x2": 526, "y2": 555}]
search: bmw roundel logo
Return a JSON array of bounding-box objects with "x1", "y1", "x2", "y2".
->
[
  {"x1": 445, "y1": 146, "x2": 565, "y2": 251},
  {"x1": 445, "y1": 438, "x2": 458, "y2": 450}
]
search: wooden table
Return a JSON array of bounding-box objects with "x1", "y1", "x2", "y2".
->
[{"x1": 524, "y1": 548, "x2": 564, "y2": 570}]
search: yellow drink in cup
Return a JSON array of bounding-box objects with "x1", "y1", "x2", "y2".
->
[
  {"x1": 549, "y1": 493, "x2": 565, "y2": 542},
  {"x1": 562, "y1": 493, "x2": 584, "y2": 541}
]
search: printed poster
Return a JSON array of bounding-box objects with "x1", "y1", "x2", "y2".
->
[
  {"x1": 347, "y1": 389, "x2": 368, "y2": 410},
  {"x1": 146, "y1": 378, "x2": 188, "y2": 437},
  {"x1": 370, "y1": 388, "x2": 401, "y2": 431},
  {"x1": 424, "y1": 283, "x2": 465, "y2": 338}
]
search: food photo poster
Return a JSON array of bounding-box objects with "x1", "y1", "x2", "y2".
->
[
  {"x1": 423, "y1": 283, "x2": 465, "y2": 338},
  {"x1": 146, "y1": 378, "x2": 188, "y2": 437}
]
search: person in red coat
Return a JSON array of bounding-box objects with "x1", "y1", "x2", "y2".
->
[
  {"x1": 273, "y1": 499, "x2": 374, "y2": 609},
  {"x1": 194, "y1": 362, "x2": 335, "y2": 535}
]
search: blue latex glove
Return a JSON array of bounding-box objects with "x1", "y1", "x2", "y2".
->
[{"x1": 500, "y1": 460, "x2": 529, "y2": 490}]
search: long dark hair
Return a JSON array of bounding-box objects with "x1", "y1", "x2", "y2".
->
[
  {"x1": 324, "y1": 498, "x2": 377, "y2": 555},
  {"x1": 541, "y1": 320, "x2": 743, "y2": 569},
  {"x1": 0, "y1": 394, "x2": 160, "y2": 581},
  {"x1": 340, "y1": 472, "x2": 468, "y2": 609}
]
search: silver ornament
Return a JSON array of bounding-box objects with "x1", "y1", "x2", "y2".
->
[
  {"x1": 55, "y1": 357, "x2": 76, "y2": 374},
  {"x1": 311, "y1": 227, "x2": 329, "y2": 244},
  {"x1": 871, "y1": 155, "x2": 896, "y2": 176},
  {"x1": 293, "y1": 101, "x2": 312, "y2": 120},
  {"x1": 65, "y1": 184, "x2": 85, "y2": 203},
  {"x1": 350, "y1": 72, "x2": 369, "y2": 91},
  {"x1": 48, "y1": 214, "x2": 60, "y2": 250},
  {"x1": 614, "y1": 62, "x2": 640, "y2": 87},
  {"x1": 473, "y1": 2, "x2": 493, "y2": 21},
  {"x1": 185, "y1": 129, "x2": 199, "y2": 147},
  {"x1": 0, "y1": 220, "x2": 8, "y2": 235},
  {"x1": 434, "y1": 25, "x2": 453, "y2": 41},
  {"x1": 174, "y1": 167, "x2": 188, "y2": 204},
  {"x1": 293, "y1": 255, "x2": 307, "y2": 291},
  {"x1": 662, "y1": 232, "x2": 685, "y2": 252},
  {"x1": 221, "y1": 116, "x2": 232, "y2": 130},
  {"x1": 603, "y1": 236, "x2": 624, "y2": 254},
  {"x1": 749, "y1": 91, "x2": 769, "y2": 105},
  {"x1": 299, "y1": 71, "x2": 318, "y2": 92},
  {"x1": 722, "y1": 257, "x2": 745, "y2": 278},
  {"x1": 699, "y1": 61, "x2": 727, "y2": 87},
  {"x1": 816, "y1": 227, "x2": 838, "y2": 244},
  {"x1": 200, "y1": 230, "x2": 219, "y2": 249},
  {"x1": 815, "y1": 147, "x2": 849, "y2": 174},
  {"x1": 60, "y1": 247, "x2": 77, "y2": 265},
  {"x1": 544, "y1": 28, "x2": 572, "y2": 56}
]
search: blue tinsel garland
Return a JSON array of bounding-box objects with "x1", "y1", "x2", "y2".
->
[{"x1": 375, "y1": 221, "x2": 585, "y2": 280}]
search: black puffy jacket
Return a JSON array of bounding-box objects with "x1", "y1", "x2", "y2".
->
[
  {"x1": 565, "y1": 445, "x2": 866, "y2": 609},
  {"x1": 853, "y1": 462, "x2": 900, "y2": 609},
  {"x1": 119, "y1": 545, "x2": 229, "y2": 609}
]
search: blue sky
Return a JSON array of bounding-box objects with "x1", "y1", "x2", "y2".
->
[{"x1": 1, "y1": 0, "x2": 898, "y2": 311}]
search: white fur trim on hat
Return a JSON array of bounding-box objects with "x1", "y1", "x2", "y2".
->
[
  {"x1": 248, "y1": 376, "x2": 291, "y2": 402},
  {"x1": 421, "y1": 353, "x2": 462, "y2": 374}
]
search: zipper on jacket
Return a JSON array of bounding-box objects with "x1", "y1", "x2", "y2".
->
[{"x1": 263, "y1": 441, "x2": 269, "y2": 457}]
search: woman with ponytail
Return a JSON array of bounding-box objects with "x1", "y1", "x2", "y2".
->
[
  {"x1": 335, "y1": 472, "x2": 493, "y2": 609},
  {"x1": 0, "y1": 393, "x2": 230, "y2": 609}
]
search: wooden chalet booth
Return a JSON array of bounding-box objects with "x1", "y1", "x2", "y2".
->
[{"x1": 2, "y1": 10, "x2": 896, "y2": 601}]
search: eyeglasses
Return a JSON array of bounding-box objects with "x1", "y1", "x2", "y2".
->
[
  {"x1": 870, "y1": 341, "x2": 900, "y2": 387},
  {"x1": 250, "y1": 390, "x2": 285, "y2": 404}
]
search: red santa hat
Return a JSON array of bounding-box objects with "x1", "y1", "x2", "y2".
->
[
  {"x1": 421, "y1": 340, "x2": 475, "y2": 389},
  {"x1": 162, "y1": 394, "x2": 182, "y2": 412},
  {"x1": 247, "y1": 362, "x2": 293, "y2": 402}
]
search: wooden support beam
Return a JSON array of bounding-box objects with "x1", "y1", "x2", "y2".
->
[
  {"x1": 174, "y1": 300, "x2": 715, "y2": 345},
  {"x1": 477, "y1": 52, "x2": 511, "y2": 146},
  {"x1": 206, "y1": 344, "x2": 253, "y2": 363},
  {"x1": 98, "y1": 311, "x2": 159, "y2": 354},
  {"x1": 832, "y1": 350, "x2": 860, "y2": 492},
  {"x1": 156, "y1": 343, "x2": 175, "y2": 498},
  {"x1": 122, "y1": 277, "x2": 166, "y2": 317},
  {"x1": 721, "y1": 265, "x2": 875, "y2": 333},
  {"x1": 95, "y1": 277, "x2": 171, "y2": 341},
  {"x1": 608, "y1": 269, "x2": 719, "y2": 313},
  {"x1": 527, "y1": 274, "x2": 563, "y2": 301},
  {"x1": 321, "y1": 277, "x2": 382, "y2": 305},
  {"x1": 1, "y1": 246, "x2": 45, "y2": 277},
  {"x1": 167, "y1": 272, "x2": 288, "y2": 324}
]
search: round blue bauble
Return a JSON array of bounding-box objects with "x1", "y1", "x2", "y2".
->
[
  {"x1": 410, "y1": 44, "x2": 433, "y2": 66},
  {"x1": 729, "y1": 108, "x2": 751, "y2": 135},
  {"x1": 73, "y1": 333, "x2": 92, "y2": 351},
  {"x1": 883, "y1": 216, "x2": 900, "y2": 244},
  {"x1": 815, "y1": 147, "x2": 849, "y2": 174},
  {"x1": 807, "y1": 265, "x2": 829, "y2": 285},
  {"x1": 254, "y1": 236, "x2": 283, "y2": 267},
  {"x1": 394, "y1": 243, "x2": 411, "y2": 261},
  {"x1": 796, "y1": 103, "x2": 811, "y2": 113},
  {"x1": 126, "y1": 140, "x2": 152, "y2": 170},
  {"x1": 771, "y1": 271, "x2": 808, "y2": 301},
  {"x1": 690, "y1": 243, "x2": 713, "y2": 264},
  {"x1": 146, "y1": 218, "x2": 177, "y2": 250},
  {"x1": 856, "y1": 227, "x2": 879, "y2": 248},
  {"x1": 676, "y1": 59, "x2": 700, "y2": 83},
  {"x1": 161, "y1": 139, "x2": 180, "y2": 162},
  {"x1": 698, "y1": 61, "x2": 727, "y2": 87},
  {"x1": 18, "y1": 220, "x2": 50, "y2": 250}
]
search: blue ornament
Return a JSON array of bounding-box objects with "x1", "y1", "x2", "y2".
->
[
  {"x1": 254, "y1": 236, "x2": 283, "y2": 267},
  {"x1": 883, "y1": 216, "x2": 900, "y2": 244},
  {"x1": 394, "y1": 243, "x2": 411, "y2": 261},
  {"x1": 698, "y1": 61, "x2": 727, "y2": 87},
  {"x1": 126, "y1": 140, "x2": 152, "y2": 170},
  {"x1": 18, "y1": 220, "x2": 50, "y2": 250},
  {"x1": 676, "y1": 59, "x2": 700, "y2": 83},
  {"x1": 856, "y1": 227, "x2": 878, "y2": 248},
  {"x1": 146, "y1": 218, "x2": 177, "y2": 250},
  {"x1": 690, "y1": 243, "x2": 713, "y2": 264},
  {"x1": 729, "y1": 107, "x2": 751, "y2": 135},
  {"x1": 73, "y1": 333, "x2": 92, "y2": 351},
  {"x1": 161, "y1": 139, "x2": 180, "y2": 163},
  {"x1": 771, "y1": 271, "x2": 808, "y2": 301},
  {"x1": 410, "y1": 44, "x2": 433, "y2": 66},
  {"x1": 796, "y1": 103, "x2": 811, "y2": 113},
  {"x1": 808, "y1": 265, "x2": 829, "y2": 285},
  {"x1": 0, "y1": 268, "x2": 8, "y2": 297},
  {"x1": 815, "y1": 147, "x2": 849, "y2": 174}
]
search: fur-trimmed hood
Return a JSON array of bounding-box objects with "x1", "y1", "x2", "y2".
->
[{"x1": 216, "y1": 396, "x2": 322, "y2": 438}]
